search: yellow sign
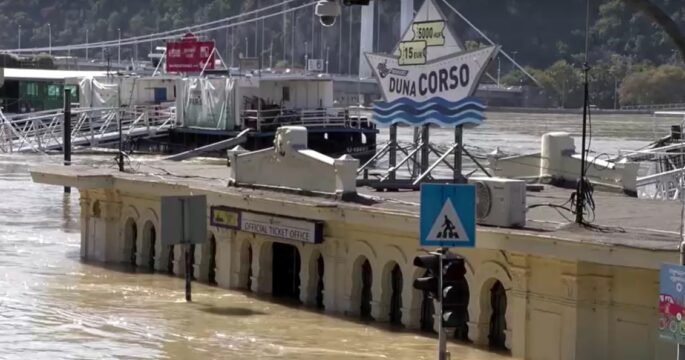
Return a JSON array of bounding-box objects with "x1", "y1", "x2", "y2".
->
[
  {"x1": 210, "y1": 207, "x2": 240, "y2": 229},
  {"x1": 412, "y1": 21, "x2": 446, "y2": 47},
  {"x1": 399, "y1": 41, "x2": 427, "y2": 66}
]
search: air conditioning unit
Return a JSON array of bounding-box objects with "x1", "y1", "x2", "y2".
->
[{"x1": 470, "y1": 177, "x2": 526, "y2": 228}]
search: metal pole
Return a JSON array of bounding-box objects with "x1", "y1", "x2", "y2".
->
[
  {"x1": 117, "y1": 80, "x2": 123, "y2": 172},
  {"x1": 576, "y1": 0, "x2": 590, "y2": 225},
  {"x1": 85, "y1": 29, "x2": 89, "y2": 61},
  {"x1": 421, "y1": 125, "x2": 430, "y2": 175},
  {"x1": 389, "y1": 124, "x2": 397, "y2": 181},
  {"x1": 325, "y1": 46, "x2": 329, "y2": 74},
  {"x1": 230, "y1": 28, "x2": 235, "y2": 68},
  {"x1": 437, "y1": 249, "x2": 447, "y2": 360},
  {"x1": 497, "y1": 57, "x2": 501, "y2": 87},
  {"x1": 18, "y1": 24, "x2": 21, "y2": 50},
  {"x1": 291, "y1": 11, "x2": 295, "y2": 67},
  {"x1": 454, "y1": 126, "x2": 463, "y2": 182},
  {"x1": 118, "y1": 28, "x2": 121, "y2": 65},
  {"x1": 63, "y1": 89, "x2": 72, "y2": 194},
  {"x1": 182, "y1": 199, "x2": 192, "y2": 302},
  {"x1": 245, "y1": 37, "x2": 248, "y2": 58},
  {"x1": 348, "y1": 7, "x2": 352, "y2": 74},
  {"x1": 48, "y1": 23, "x2": 52, "y2": 55}
]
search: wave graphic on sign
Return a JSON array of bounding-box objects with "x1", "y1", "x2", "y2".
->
[{"x1": 372, "y1": 97, "x2": 486, "y2": 127}]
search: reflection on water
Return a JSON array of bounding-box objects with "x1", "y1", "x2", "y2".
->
[{"x1": 0, "y1": 113, "x2": 673, "y2": 359}]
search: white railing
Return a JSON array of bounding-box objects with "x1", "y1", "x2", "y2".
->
[
  {"x1": 0, "y1": 105, "x2": 175, "y2": 153},
  {"x1": 240, "y1": 107, "x2": 372, "y2": 131},
  {"x1": 636, "y1": 167, "x2": 685, "y2": 200}
]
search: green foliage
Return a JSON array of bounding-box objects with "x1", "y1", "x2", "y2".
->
[{"x1": 619, "y1": 64, "x2": 685, "y2": 105}]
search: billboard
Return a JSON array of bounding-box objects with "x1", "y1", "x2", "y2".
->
[
  {"x1": 166, "y1": 33, "x2": 215, "y2": 73},
  {"x1": 364, "y1": 0, "x2": 498, "y2": 128}
]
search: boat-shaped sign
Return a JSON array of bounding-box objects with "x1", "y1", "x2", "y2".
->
[{"x1": 365, "y1": 0, "x2": 498, "y2": 128}]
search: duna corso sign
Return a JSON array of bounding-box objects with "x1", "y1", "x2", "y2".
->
[{"x1": 365, "y1": 0, "x2": 498, "y2": 127}]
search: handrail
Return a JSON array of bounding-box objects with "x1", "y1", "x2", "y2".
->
[{"x1": 0, "y1": 105, "x2": 176, "y2": 153}]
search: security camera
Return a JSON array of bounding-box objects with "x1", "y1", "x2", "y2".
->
[{"x1": 316, "y1": 0, "x2": 341, "y2": 27}]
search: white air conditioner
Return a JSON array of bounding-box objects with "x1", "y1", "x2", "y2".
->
[{"x1": 470, "y1": 177, "x2": 526, "y2": 228}]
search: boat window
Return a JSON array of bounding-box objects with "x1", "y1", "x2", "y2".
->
[
  {"x1": 282, "y1": 87, "x2": 290, "y2": 102},
  {"x1": 47, "y1": 84, "x2": 61, "y2": 97}
]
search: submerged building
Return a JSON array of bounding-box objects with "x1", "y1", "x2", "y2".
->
[{"x1": 31, "y1": 126, "x2": 679, "y2": 360}]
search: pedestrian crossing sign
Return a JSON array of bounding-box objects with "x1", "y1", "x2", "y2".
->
[{"x1": 420, "y1": 184, "x2": 476, "y2": 248}]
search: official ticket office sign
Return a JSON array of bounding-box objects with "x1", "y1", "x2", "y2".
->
[
  {"x1": 659, "y1": 263, "x2": 685, "y2": 345},
  {"x1": 365, "y1": 0, "x2": 498, "y2": 128},
  {"x1": 210, "y1": 206, "x2": 323, "y2": 244}
]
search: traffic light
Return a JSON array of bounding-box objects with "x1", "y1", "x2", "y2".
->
[
  {"x1": 441, "y1": 255, "x2": 469, "y2": 328},
  {"x1": 412, "y1": 253, "x2": 441, "y2": 298}
]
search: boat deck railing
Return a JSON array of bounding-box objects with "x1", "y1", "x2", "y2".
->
[{"x1": 241, "y1": 107, "x2": 373, "y2": 131}]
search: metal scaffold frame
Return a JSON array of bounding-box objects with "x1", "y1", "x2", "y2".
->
[{"x1": 357, "y1": 124, "x2": 490, "y2": 190}]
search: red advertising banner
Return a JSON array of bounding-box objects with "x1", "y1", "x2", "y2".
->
[{"x1": 166, "y1": 33, "x2": 215, "y2": 73}]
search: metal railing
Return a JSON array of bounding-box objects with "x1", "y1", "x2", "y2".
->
[
  {"x1": 622, "y1": 103, "x2": 685, "y2": 111},
  {"x1": 240, "y1": 107, "x2": 372, "y2": 131},
  {"x1": 0, "y1": 105, "x2": 175, "y2": 153}
]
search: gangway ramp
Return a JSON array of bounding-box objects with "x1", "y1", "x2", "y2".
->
[
  {"x1": 164, "y1": 129, "x2": 251, "y2": 161},
  {"x1": 0, "y1": 106, "x2": 175, "y2": 153}
]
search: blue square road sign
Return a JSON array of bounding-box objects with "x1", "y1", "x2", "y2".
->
[{"x1": 420, "y1": 184, "x2": 476, "y2": 248}]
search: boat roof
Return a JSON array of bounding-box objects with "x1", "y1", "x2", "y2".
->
[
  {"x1": 654, "y1": 111, "x2": 685, "y2": 117},
  {"x1": 3, "y1": 68, "x2": 109, "y2": 81}
]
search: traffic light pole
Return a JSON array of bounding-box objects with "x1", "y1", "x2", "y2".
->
[{"x1": 437, "y1": 248, "x2": 448, "y2": 360}]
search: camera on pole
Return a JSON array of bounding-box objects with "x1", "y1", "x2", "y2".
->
[
  {"x1": 441, "y1": 255, "x2": 468, "y2": 328},
  {"x1": 315, "y1": 0, "x2": 341, "y2": 27},
  {"x1": 316, "y1": 0, "x2": 370, "y2": 27}
]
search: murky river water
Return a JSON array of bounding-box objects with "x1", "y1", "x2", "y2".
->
[{"x1": 0, "y1": 111, "x2": 679, "y2": 359}]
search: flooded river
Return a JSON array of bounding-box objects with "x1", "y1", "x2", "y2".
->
[{"x1": 0, "y1": 111, "x2": 678, "y2": 359}]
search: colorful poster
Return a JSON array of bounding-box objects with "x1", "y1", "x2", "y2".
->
[{"x1": 659, "y1": 263, "x2": 685, "y2": 345}]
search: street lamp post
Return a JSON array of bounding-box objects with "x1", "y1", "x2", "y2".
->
[
  {"x1": 497, "y1": 56, "x2": 501, "y2": 87},
  {"x1": 85, "y1": 29, "x2": 89, "y2": 61},
  {"x1": 48, "y1": 23, "x2": 52, "y2": 55},
  {"x1": 304, "y1": 41, "x2": 309, "y2": 71},
  {"x1": 117, "y1": 28, "x2": 121, "y2": 65},
  {"x1": 325, "y1": 46, "x2": 330, "y2": 74}
]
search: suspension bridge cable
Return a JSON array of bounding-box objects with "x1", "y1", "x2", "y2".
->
[
  {"x1": 440, "y1": 0, "x2": 541, "y2": 87},
  {"x1": 3, "y1": 0, "x2": 311, "y2": 53}
]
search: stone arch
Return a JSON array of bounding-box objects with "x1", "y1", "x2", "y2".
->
[
  {"x1": 123, "y1": 217, "x2": 138, "y2": 266},
  {"x1": 349, "y1": 255, "x2": 373, "y2": 319},
  {"x1": 304, "y1": 247, "x2": 325, "y2": 309},
  {"x1": 237, "y1": 238, "x2": 253, "y2": 290},
  {"x1": 349, "y1": 240, "x2": 377, "y2": 262},
  {"x1": 472, "y1": 261, "x2": 513, "y2": 350},
  {"x1": 198, "y1": 232, "x2": 217, "y2": 285},
  {"x1": 141, "y1": 220, "x2": 157, "y2": 271},
  {"x1": 379, "y1": 260, "x2": 403, "y2": 326}
]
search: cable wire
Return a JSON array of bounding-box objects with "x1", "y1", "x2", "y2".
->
[{"x1": 4, "y1": 0, "x2": 316, "y2": 53}]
